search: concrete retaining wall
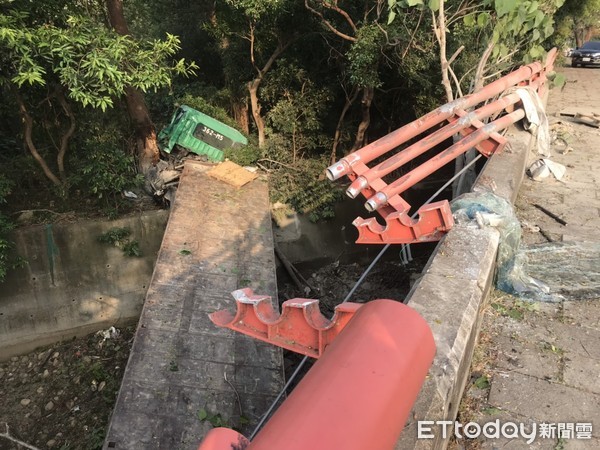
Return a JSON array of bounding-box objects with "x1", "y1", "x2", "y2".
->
[{"x1": 0, "y1": 210, "x2": 169, "y2": 361}]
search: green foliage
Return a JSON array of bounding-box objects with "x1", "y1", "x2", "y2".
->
[
  {"x1": 473, "y1": 375, "x2": 490, "y2": 389},
  {"x1": 347, "y1": 25, "x2": 384, "y2": 88},
  {"x1": 0, "y1": 213, "x2": 17, "y2": 282},
  {"x1": 197, "y1": 407, "x2": 249, "y2": 431},
  {"x1": 97, "y1": 227, "x2": 131, "y2": 245},
  {"x1": 265, "y1": 64, "x2": 331, "y2": 157},
  {"x1": 198, "y1": 408, "x2": 229, "y2": 428},
  {"x1": 268, "y1": 155, "x2": 343, "y2": 222},
  {"x1": 98, "y1": 227, "x2": 141, "y2": 257},
  {"x1": 224, "y1": 143, "x2": 261, "y2": 167},
  {"x1": 75, "y1": 142, "x2": 143, "y2": 203},
  {"x1": 0, "y1": 174, "x2": 21, "y2": 283},
  {"x1": 122, "y1": 240, "x2": 141, "y2": 257},
  {"x1": 1, "y1": 12, "x2": 197, "y2": 111}
]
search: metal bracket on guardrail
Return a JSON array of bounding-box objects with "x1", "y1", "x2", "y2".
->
[{"x1": 209, "y1": 288, "x2": 362, "y2": 358}]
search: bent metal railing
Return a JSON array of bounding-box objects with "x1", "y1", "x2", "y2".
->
[{"x1": 326, "y1": 48, "x2": 557, "y2": 245}]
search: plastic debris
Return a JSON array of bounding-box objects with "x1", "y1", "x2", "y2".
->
[
  {"x1": 451, "y1": 191, "x2": 556, "y2": 302},
  {"x1": 527, "y1": 159, "x2": 566, "y2": 181},
  {"x1": 96, "y1": 326, "x2": 120, "y2": 348},
  {"x1": 514, "y1": 87, "x2": 551, "y2": 157},
  {"x1": 123, "y1": 190, "x2": 138, "y2": 199}
]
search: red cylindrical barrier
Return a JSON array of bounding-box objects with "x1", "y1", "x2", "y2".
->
[
  {"x1": 326, "y1": 60, "x2": 545, "y2": 181},
  {"x1": 197, "y1": 427, "x2": 249, "y2": 450},
  {"x1": 365, "y1": 108, "x2": 525, "y2": 211},
  {"x1": 246, "y1": 299, "x2": 435, "y2": 450},
  {"x1": 345, "y1": 92, "x2": 522, "y2": 198}
]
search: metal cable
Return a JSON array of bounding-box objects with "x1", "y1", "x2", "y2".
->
[{"x1": 249, "y1": 152, "x2": 484, "y2": 440}]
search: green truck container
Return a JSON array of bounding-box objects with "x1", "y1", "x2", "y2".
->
[{"x1": 158, "y1": 105, "x2": 248, "y2": 162}]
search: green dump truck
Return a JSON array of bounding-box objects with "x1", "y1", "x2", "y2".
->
[{"x1": 158, "y1": 105, "x2": 248, "y2": 162}]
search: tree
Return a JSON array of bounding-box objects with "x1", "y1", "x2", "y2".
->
[
  {"x1": 305, "y1": 0, "x2": 387, "y2": 157},
  {"x1": 211, "y1": 0, "x2": 301, "y2": 148},
  {"x1": 554, "y1": 0, "x2": 600, "y2": 48},
  {"x1": 0, "y1": 5, "x2": 195, "y2": 188},
  {"x1": 106, "y1": 0, "x2": 165, "y2": 172}
]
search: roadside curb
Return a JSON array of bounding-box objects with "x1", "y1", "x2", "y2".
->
[{"x1": 396, "y1": 125, "x2": 535, "y2": 450}]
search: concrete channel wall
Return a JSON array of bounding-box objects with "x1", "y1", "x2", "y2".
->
[
  {"x1": 397, "y1": 125, "x2": 535, "y2": 449},
  {"x1": 0, "y1": 210, "x2": 169, "y2": 361}
]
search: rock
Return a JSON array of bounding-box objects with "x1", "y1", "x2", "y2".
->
[
  {"x1": 46, "y1": 439, "x2": 57, "y2": 448},
  {"x1": 52, "y1": 352, "x2": 59, "y2": 359},
  {"x1": 43, "y1": 369, "x2": 50, "y2": 378},
  {"x1": 16, "y1": 210, "x2": 35, "y2": 223},
  {"x1": 20, "y1": 398, "x2": 31, "y2": 406},
  {"x1": 38, "y1": 352, "x2": 46, "y2": 360},
  {"x1": 98, "y1": 381, "x2": 106, "y2": 392},
  {"x1": 83, "y1": 356, "x2": 92, "y2": 364},
  {"x1": 11, "y1": 356, "x2": 18, "y2": 362},
  {"x1": 37, "y1": 387, "x2": 43, "y2": 394},
  {"x1": 45, "y1": 401, "x2": 54, "y2": 411}
]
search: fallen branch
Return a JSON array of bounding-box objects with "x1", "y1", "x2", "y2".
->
[
  {"x1": 0, "y1": 423, "x2": 41, "y2": 450},
  {"x1": 533, "y1": 204, "x2": 567, "y2": 226},
  {"x1": 274, "y1": 243, "x2": 317, "y2": 296}
]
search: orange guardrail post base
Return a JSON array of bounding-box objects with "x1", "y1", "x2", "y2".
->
[{"x1": 210, "y1": 288, "x2": 362, "y2": 358}]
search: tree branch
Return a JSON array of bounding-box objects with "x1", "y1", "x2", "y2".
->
[
  {"x1": 1, "y1": 423, "x2": 41, "y2": 450},
  {"x1": 305, "y1": 0, "x2": 357, "y2": 42},
  {"x1": 12, "y1": 87, "x2": 62, "y2": 186}
]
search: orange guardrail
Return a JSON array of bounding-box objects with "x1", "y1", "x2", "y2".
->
[{"x1": 326, "y1": 49, "x2": 557, "y2": 244}]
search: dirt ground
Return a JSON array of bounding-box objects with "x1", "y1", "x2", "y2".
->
[{"x1": 0, "y1": 327, "x2": 135, "y2": 450}]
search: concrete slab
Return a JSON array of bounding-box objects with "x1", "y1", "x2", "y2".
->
[
  {"x1": 563, "y1": 352, "x2": 600, "y2": 394},
  {"x1": 494, "y1": 333, "x2": 561, "y2": 381},
  {"x1": 103, "y1": 162, "x2": 284, "y2": 450},
  {"x1": 551, "y1": 322, "x2": 600, "y2": 359},
  {"x1": 488, "y1": 371, "x2": 600, "y2": 427},
  {"x1": 563, "y1": 300, "x2": 600, "y2": 331}
]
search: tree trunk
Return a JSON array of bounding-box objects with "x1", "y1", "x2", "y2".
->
[
  {"x1": 232, "y1": 99, "x2": 250, "y2": 135},
  {"x1": 350, "y1": 87, "x2": 374, "y2": 153},
  {"x1": 331, "y1": 87, "x2": 359, "y2": 164},
  {"x1": 14, "y1": 91, "x2": 62, "y2": 186},
  {"x1": 105, "y1": 0, "x2": 159, "y2": 172},
  {"x1": 56, "y1": 89, "x2": 76, "y2": 183},
  {"x1": 248, "y1": 79, "x2": 266, "y2": 148}
]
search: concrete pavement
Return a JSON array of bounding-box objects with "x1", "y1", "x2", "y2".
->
[{"x1": 455, "y1": 65, "x2": 600, "y2": 449}]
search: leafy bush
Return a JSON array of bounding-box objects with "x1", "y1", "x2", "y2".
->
[
  {"x1": 97, "y1": 227, "x2": 142, "y2": 257},
  {"x1": 72, "y1": 142, "x2": 143, "y2": 206},
  {"x1": 0, "y1": 175, "x2": 22, "y2": 282},
  {"x1": 268, "y1": 155, "x2": 343, "y2": 222},
  {"x1": 223, "y1": 142, "x2": 261, "y2": 166}
]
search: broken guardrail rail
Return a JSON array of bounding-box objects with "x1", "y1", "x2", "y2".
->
[{"x1": 326, "y1": 48, "x2": 557, "y2": 245}]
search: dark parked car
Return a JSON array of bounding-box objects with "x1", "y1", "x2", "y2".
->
[{"x1": 571, "y1": 41, "x2": 600, "y2": 67}]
